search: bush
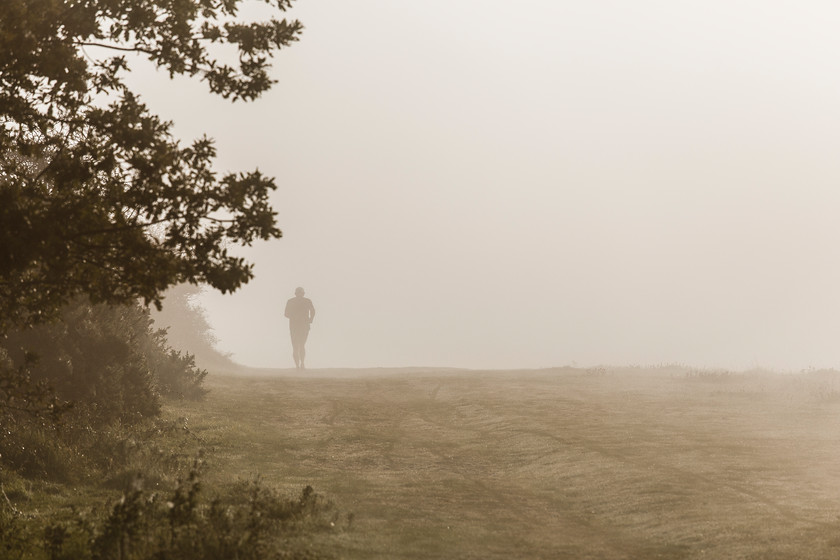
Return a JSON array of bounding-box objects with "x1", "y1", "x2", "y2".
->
[
  {"x1": 1, "y1": 298, "x2": 208, "y2": 427},
  {"x1": 0, "y1": 464, "x2": 336, "y2": 560},
  {"x1": 148, "y1": 345, "x2": 208, "y2": 401}
]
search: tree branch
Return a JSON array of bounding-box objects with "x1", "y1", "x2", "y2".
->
[{"x1": 75, "y1": 42, "x2": 156, "y2": 56}]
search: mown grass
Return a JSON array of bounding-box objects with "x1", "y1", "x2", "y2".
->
[
  {"x1": 180, "y1": 367, "x2": 840, "y2": 559},
  {"x1": 7, "y1": 366, "x2": 840, "y2": 559}
]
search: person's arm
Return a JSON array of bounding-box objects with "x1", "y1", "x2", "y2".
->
[
  {"x1": 284, "y1": 299, "x2": 291, "y2": 319},
  {"x1": 308, "y1": 300, "x2": 315, "y2": 323}
]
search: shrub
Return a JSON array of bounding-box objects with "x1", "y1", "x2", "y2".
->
[
  {"x1": 148, "y1": 346, "x2": 208, "y2": 401},
  {"x1": 6, "y1": 465, "x2": 337, "y2": 560},
  {"x1": 1, "y1": 298, "x2": 209, "y2": 428}
]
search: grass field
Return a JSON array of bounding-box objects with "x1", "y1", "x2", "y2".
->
[{"x1": 167, "y1": 366, "x2": 840, "y2": 559}]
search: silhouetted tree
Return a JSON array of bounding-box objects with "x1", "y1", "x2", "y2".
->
[{"x1": 0, "y1": 0, "x2": 302, "y2": 333}]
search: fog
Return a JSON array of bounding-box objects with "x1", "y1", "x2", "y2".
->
[{"x1": 134, "y1": 1, "x2": 840, "y2": 371}]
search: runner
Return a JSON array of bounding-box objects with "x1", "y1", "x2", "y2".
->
[{"x1": 284, "y1": 287, "x2": 315, "y2": 369}]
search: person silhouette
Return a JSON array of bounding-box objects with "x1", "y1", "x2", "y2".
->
[{"x1": 284, "y1": 287, "x2": 315, "y2": 369}]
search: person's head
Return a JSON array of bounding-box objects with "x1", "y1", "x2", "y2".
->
[{"x1": 295, "y1": 287, "x2": 305, "y2": 297}]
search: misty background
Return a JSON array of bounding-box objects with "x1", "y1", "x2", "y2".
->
[{"x1": 137, "y1": 1, "x2": 840, "y2": 371}]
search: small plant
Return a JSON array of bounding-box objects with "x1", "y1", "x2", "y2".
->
[
  {"x1": 685, "y1": 368, "x2": 733, "y2": 381},
  {"x1": 811, "y1": 384, "x2": 840, "y2": 402}
]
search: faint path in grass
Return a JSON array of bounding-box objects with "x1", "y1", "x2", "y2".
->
[
  {"x1": 517, "y1": 423, "x2": 835, "y2": 530},
  {"x1": 183, "y1": 367, "x2": 840, "y2": 559}
]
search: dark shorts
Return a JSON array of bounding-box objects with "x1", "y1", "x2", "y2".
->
[{"x1": 290, "y1": 323, "x2": 310, "y2": 346}]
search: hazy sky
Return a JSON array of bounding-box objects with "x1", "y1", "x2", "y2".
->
[{"x1": 133, "y1": 1, "x2": 840, "y2": 370}]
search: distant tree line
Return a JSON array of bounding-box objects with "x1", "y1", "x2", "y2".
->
[{"x1": 150, "y1": 283, "x2": 238, "y2": 371}]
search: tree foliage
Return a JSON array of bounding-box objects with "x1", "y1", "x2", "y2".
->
[{"x1": 0, "y1": 0, "x2": 302, "y2": 332}]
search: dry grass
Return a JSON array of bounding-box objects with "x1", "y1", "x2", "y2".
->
[{"x1": 172, "y1": 367, "x2": 840, "y2": 559}]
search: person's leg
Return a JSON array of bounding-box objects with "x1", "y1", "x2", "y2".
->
[
  {"x1": 299, "y1": 329, "x2": 309, "y2": 369},
  {"x1": 290, "y1": 329, "x2": 301, "y2": 368}
]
